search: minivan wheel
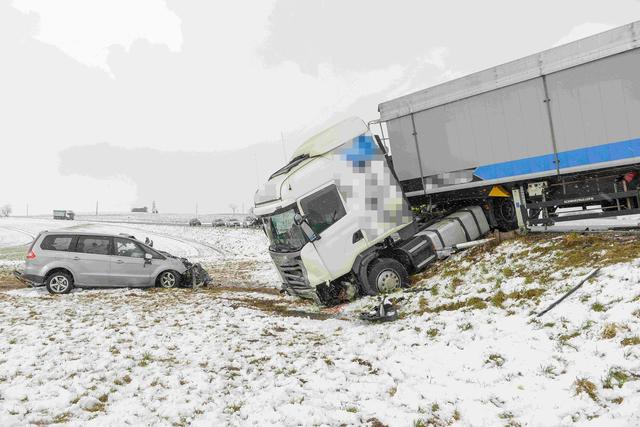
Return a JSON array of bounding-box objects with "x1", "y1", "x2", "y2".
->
[
  {"x1": 45, "y1": 271, "x2": 74, "y2": 295},
  {"x1": 158, "y1": 271, "x2": 179, "y2": 288},
  {"x1": 367, "y1": 258, "x2": 409, "y2": 294}
]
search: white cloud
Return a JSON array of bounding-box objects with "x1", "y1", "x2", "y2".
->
[
  {"x1": 553, "y1": 22, "x2": 614, "y2": 46},
  {"x1": 11, "y1": 0, "x2": 182, "y2": 72}
]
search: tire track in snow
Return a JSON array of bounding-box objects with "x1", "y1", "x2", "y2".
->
[
  {"x1": 83, "y1": 222, "x2": 228, "y2": 259},
  {"x1": 0, "y1": 226, "x2": 36, "y2": 245}
]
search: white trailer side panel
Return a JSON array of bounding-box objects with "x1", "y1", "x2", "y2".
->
[{"x1": 381, "y1": 21, "x2": 640, "y2": 194}]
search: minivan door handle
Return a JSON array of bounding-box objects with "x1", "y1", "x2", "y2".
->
[
  {"x1": 72, "y1": 256, "x2": 80, "y2": 260},
  {"x1": 115, "y1": 259, "x2": 124, "y2": 264}
]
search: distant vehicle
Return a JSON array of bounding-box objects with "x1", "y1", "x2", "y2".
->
[
  {"x1": 16, "y1": 231, "x2": 192, "y2": 294},
  {"x1": 189, "y1": 218, "x2": 202, "y2": 226},
  {"x1": 131, "y1": 207, "x2": 148, "y2": 213},
  {"x1": 243, "y1": 216, "x2": 259, "y2": 227},
  {"x1": 226, "y1": 218, "x2": 241, "y2": 227},
  {"x1": 53, "y1": 210, "x2": 74, "y2": 220},
  {"x1": 212, "y1": 218, "x2": 226, "y2": 227}
]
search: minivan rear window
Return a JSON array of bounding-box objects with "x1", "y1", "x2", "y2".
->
[
  {"x1": 76, "y1": 236, "x2": 111, "y2": 255},
  {"x1": 40, "y1": 235, "x2": 74, "y2": 251}
]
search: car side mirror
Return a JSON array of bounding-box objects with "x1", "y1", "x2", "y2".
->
[
  {"x1": 293, "y1": 213, "x2": 320, "y2": 242},
  {"x1": 144, "y1": 253, "x2": 152, "y2": 264}
]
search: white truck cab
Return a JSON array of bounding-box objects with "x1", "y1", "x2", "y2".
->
[{"x1": 254, "y1": 118, "x2": 440, "y2": 305}]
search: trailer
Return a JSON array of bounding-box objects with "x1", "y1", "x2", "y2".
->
[
  {"x1": 377, "y1": 21, "x2": 640, "y2": 230},
  {"x1": 254, "y1": 21, "x2": 640, "y2": 305}
]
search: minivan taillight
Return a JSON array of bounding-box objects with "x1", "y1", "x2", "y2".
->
[{"x1": 26, "y1": 250, "x2": 36, "y2": 260}]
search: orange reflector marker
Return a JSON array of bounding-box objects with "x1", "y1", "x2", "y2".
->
[{"x1": 488, "y1": 185, "x2": 511, "y2": 198}]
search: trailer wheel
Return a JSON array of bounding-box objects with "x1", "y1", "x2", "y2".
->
[
  {"x1": 492, "y1": 198, "x2": 518, "y2": 231},
  {"x1": 367, "y1": 258, "x2": 409, "y2": 294}
]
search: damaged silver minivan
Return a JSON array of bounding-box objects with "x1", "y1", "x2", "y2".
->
[{"x1": 16, "y1": 231, "x2": 208, "y2": 294}]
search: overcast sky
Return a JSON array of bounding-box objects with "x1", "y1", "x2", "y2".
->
[{"x1": 2, "y1": 1, "x2": 640, "y2": 214}]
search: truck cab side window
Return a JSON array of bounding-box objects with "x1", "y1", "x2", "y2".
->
[{"x1": 300, "y1": 184, "x2": 346, "y2": 234}]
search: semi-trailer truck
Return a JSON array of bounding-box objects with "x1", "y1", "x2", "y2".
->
[
  {"x1": 254, "y1": 21, "x2": 640, "y2": 305},
  {"x1": 52, "y1": 210, "x2": 75, "y2": 220}
]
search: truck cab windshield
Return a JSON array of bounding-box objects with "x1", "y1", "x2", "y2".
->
[{"x1": 262, "y1": 205, "x2": 307, "y2": 252}]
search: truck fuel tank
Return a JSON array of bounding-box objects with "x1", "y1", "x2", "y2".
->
[{"x1": 417, "y1": 206, "x2": 489, "y2": 251}]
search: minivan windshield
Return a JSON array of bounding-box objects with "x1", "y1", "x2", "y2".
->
[{"x1": 262, "y1": 205, "x2": 307, "y2": 253}]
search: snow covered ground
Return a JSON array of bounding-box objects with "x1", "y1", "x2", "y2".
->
[{"x1": 1, "y1": 218, "x2": 639, "y2": 426}]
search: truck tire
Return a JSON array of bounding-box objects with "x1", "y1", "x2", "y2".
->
[
  {"x1": 367, "y1": 258, "x2": 409, "y2": 294},
  {"x1": 45, "y1": 271, "x2": 74, "y2": 294},
  {"x1": 492, "y1": 198, "x2": 518, "y2": 231}
]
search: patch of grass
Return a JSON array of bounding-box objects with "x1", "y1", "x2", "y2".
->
[
  {"x1": 425, "y1": 296, "x2": 487, "y2": 313},
  {"x1": 225, "y1": 403, "x2": 242, "y2": 414},
  {"x1": 138, "y1": 352, "x2": 153, "y2": 367},
  {"x1": 574, "y1": 378, "x2": 598, "y2": 402},
  {"x1": 52, "y1": 412, "x2": 71, "y2": 424},
  {"x1": 601, "y1": 323, "x2": 617, "y2": 339},
  {"x1": 540, "y1": 364, "x2": 557, "y2": 378},
  {"x1": 621, "y1": 336, "x2": 640, "y2": 346},
  {"x1": 458, "y1": 322, "x2": 473, "y2": 331},
  {"x1": 502, "y1": 267, "x2": 514, "y2": 278},
  {"x1": 591, "y1": 302, "x2": 606, "y2": 312},
  {"x1": 323, "y1": 356, "x2": 334, "y2": 366},
  {"x1": 484, "y1": 353, "x2": 505, "y2": 367},
  {"x1": 388, "y1": 385, "x2": 397, "y2": 397},
  {"x1": 98, "y1": 394, "x2": 109, "y2": 403},
  {"x1": 602, "y1": 369, "x2": 630, "y2": 389},
  {"x1": 346, "y1": 406, "x2": 358, "y2": 413},
  {"x1": 418, "y1": 296, "x2": 428, "y2": 312},
  {"x1": 490, "y1": 291, "x2": 506, "y2": 308},
  {"x1": 559, "y1": 331, "x2": 580, "y2": 343},
  {"x1": 83, "y1": 401, "x2": 105, "y2": 413},
  {"x1": 427, "y1": 328, "x2": 439, "y2": 338},
  {"x1": 611, "y1": 396, "x2": 624, "y2": 405}
]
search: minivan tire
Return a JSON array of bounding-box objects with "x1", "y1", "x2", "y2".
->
[
  {"x1": 367, "y1": 258, "x2": 409, "y2": 294},
  {"x1": 45, "y1": 271, "x2": 74, "y2": 295},
  {"x1": 157, "y1": 270, "x2": 180, "y2": 288}
]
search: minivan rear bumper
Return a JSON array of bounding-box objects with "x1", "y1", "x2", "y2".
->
[{"x1": 13, "y1": 270, "x2": 44, "y2": 287}]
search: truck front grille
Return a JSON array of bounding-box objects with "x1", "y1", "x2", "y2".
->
[{"x1": 270, "y1": 251, "x2": 310, "y2": 291}]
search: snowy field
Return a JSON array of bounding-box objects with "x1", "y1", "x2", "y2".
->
[{"x1": 1, "y1": 218, "x2": 640, "y2": 426}]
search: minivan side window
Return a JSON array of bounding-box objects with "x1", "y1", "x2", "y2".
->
[
  {"x1": 299, "y1": 184, "x2": 347, "y2": 234},
  {"x1": 76, "y1": 236, "x2": 111, "y2": 255},
  {"x1": 114, "y1": 238, "x2": 145, "y2": 258},
  {"x1": 40, "y1": 235, "x2": 74, "y2": 251}
]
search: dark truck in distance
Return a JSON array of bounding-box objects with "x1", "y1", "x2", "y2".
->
[{"x1": 53, "y1": 210, "x2": 74, "y2": 220}]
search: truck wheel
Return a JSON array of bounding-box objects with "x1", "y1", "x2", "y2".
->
[
  {"x1": 157, "y1": 270, "x2": 180, "y2": 288},
  {"x1": 367, "y1": 258, "x2": 409, "y2": 294},
  {"x1": 493, "y1": 198, "x2": 518, "y2": 231},
  {"x1": 45, "y1": 271, "x2": 73, "y2": 294}
]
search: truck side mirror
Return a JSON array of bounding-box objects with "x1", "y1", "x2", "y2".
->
[{"x1": 294, "y1": 214, "x2": 320, "y2": 242}]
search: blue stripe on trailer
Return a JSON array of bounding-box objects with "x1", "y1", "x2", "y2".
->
[{"x1": 473, "y1": 137, "x2": 640, "y2": 180}]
